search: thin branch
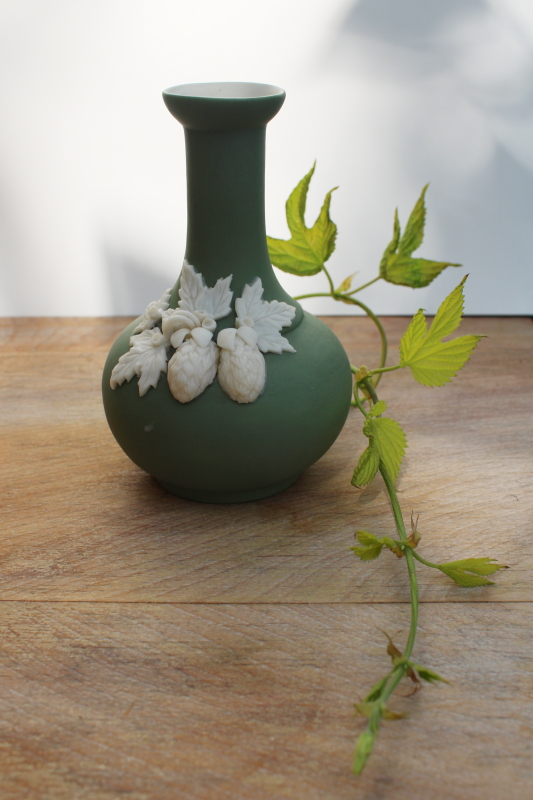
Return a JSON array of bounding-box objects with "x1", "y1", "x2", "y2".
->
[
  {"x1": 336, "y1": 295, "x2": 388, "y2": 386},
  {"x1": 344, "y1": 276, "x2": 381, "y2": 296}
]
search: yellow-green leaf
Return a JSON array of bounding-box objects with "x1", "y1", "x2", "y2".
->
[
  {"x1": 356, "y1": 530, "x2": 381, "y2": 547},
  {"x1": 336, "y1": 272, "x2": 357, "y2": 293},
  {"x1": 363, "y1": 675, "x2": 390, "y2": 703},
  {"x1": 363, "y1": 417, "x2": 407, "y2": 484},
  {"x1": 354, "y1": 701, "x2": 378, "y2": 719},
  {"x1": 353, "y1": 730, "x2": 375, "y2": 775},
  {"x1": 356, "y1": 698, "x2": 406, "y2": 721},
  {"x1": 399, "y1": 277, "x2": 484, "y2": 386},
  {"x1": 383, "y1": 254, "x2": 461, "y2": 288},
  {"x1": 352, "y1": 531, "x2": 384, "y2": 561},
  {"x1": 266, "y1": 163, "x2": 338, "y2": 276},
  {"x1": 438, "y1": 567, "x2": 494, "y2": 587},
  {"x1": 399, "y1": 184, "x2": 428, "y2": 256},
  {"x1": 381, "y1": 706, "x2": 408, "y2": 721},
  {"x1": 352, "y1": 543, "x2": 384, "y2": 562},
  {"x1": 437, "y1": 557, "x2": 507, "y2": 587},
  {"x1": 379, "y1": 186, "x2": 460, "y2": 288},
  {"x1": 368, "y1": 400, "x2": 387, "y2": 417},
  {"x1": 443, "y1": 558, "x2": 507, "y2": 576},
  {"x1": 351, "y1": 445, "x2": 380, "y2": 487},
  {"x1": 412, "y1": 664, "x2": 449, "y2": 685},
  {"x1": 380, "y1": 208, "x2": 401, "y2": 270}
]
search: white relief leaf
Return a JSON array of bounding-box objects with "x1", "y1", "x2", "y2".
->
[
  {"x1": 133, "y1": 288, "x2": 172, "y2": 334},
  {"x1": 202, "y1": 275, "x2": 233, "y2": 320},
  {"x1": 110, "y1": 330, "x2": 169, "y2": 396},
  {"x1": 178, "y1": 260, "x2": 233, "y2": 320},
  {"x1": 255, "y1": 328, "x2": 295, "y2": 355},
  {"x1": 235, "y1": 278, "x2": 296, "y2": 354},
  {"x1": 178, "y1": 260, "x2": 206, "y2": 313},
  {"x1": 235, "y1": 278, "x2": 265, "y2": 322},
  {"x1": 110, "y1": 350, "x2": 138, "y2": 387}
]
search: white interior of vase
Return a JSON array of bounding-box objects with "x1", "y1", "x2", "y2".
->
[{"x1": 166, "y1": 82, "x2": 284, "y2": 99}]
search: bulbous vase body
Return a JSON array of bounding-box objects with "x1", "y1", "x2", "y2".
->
[{"x1": 102, "y1": 82, "x2": 352, "y2": 503}]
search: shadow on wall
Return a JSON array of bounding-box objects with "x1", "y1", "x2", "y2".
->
[
  {"x1": 343, "y1": 0, "x2": 485, "y2": 49},
  {"x1": 104, "y1": 247, "x2": 175, "y2": 316},
  {"x1": 325, "y1": 0, "x2": 533, "y2": 312}
]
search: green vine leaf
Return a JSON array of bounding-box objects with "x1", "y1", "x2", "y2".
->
[
  {"x1": 363, "y1": 675, "x2": 390, "y2": 703},
  {"x1": 368, "y1": 400, "x2": 387, "y2": 417},
  {"x1": 355, "y1": 700, "x2": 406, "y2": 721},
  {"x1": 352, "y1": 532, "x2": 403, "y2": 561},
  {"x1": 351, "y1": 530, "x2": 384, "y2": 561},
  {"x1": 353, "y1": 731, "x2": 375, "y2": 775},
  {"x1": 336, "y1": 272, "x2": 357, "y2": 293},
  {"x1": 437, "y1": 557, "x2": 507, "y2": 587},
  {"x1": 411, "y1": 664, "x2": 449, "y2": 685},
  {"x1": 266, "y1": 163, "x2": 337, "y2": 276},
  {"x1": 354, "y1": 701, "x2": 379, "y2": 719},
  {"x1": 380, "y1": 185, "x2": 461, "y2": 288},
  {"x1": 381, "y1": 706, "x2": 408, "y2": 721},
  {"x1": 363, "y1": 416, "x2": 407, "y2": 485},
  {"x1": 399, "y1": 276, "x2": 484, "y2": 386},
  {"x1": 351, "y1": 446, "x2": 380, "y2": 488}
]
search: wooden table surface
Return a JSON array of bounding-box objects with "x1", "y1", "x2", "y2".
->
[{"x1": 1, "y1": 315, "x2": 532, "y2": 800}]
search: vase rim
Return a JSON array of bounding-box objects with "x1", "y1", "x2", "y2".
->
[{"x1": 164, "y1": 81, "x2": 285, "y2": 100}]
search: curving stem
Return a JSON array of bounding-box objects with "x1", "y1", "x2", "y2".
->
[{"x1": 351, "y1": 377, "x2": 419, "y2": 774}]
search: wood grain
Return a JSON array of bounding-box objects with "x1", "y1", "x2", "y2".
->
[
  {"x1": 1, "y1": 317, "x2": 531, "y2": 602},
  {"x1": 0, "y1": 602, "x2": 531, "y2": 800},
  {"x1": 1, "y1": 316, "x2": 531, "y2": 798}
]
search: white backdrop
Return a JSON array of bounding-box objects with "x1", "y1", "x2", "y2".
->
[{"x1": 0, "y1": 0, "x2": 532, "y2": 317}]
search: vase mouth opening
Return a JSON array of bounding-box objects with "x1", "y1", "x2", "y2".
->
[{"x1": 165, "y1": 82, "x2": 284, "y2": 100}]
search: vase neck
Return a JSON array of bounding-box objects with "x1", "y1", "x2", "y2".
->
[
  {"x1": 185, "y1": 127, "x2": 268, "y2": 287},
  {"x1": 168, "y1": 126, "x2": 301, "y2": 324}
]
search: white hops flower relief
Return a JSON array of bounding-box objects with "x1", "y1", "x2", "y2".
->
[
  {"x1": 163, "y1": 308, "x2": 219, "y2": 403},
  {"x1": 168, "y1": 338, "x2": 220, "y2": 403},
  {"x1": 217, "y1": 326, "x2": 266, "y2": 403},
  {"x1": 217, "y1": 278, "x2": 295, "y2": 403},
  {"x1": 110, "y1": 263, "x2": 296, "y2": 404}
]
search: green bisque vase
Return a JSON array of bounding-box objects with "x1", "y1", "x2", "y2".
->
[{"x1": 102, "y1": 82, "x2": 352, "y2": 503}]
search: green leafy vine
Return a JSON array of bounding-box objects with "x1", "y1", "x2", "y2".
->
[{"x1": 267, "y1": 164, "x2": 507, "y2": 775}]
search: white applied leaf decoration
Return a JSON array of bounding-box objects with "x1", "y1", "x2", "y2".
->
[
  {"x1": 235, "y1": 278, "x2": 296, "y2": 354},
  {"x1": 111, "y1": 267, "x2": 296, "y2": 404},
  {"x1": 178, "y1": 259, "x2": 233, "y2": 320},
  {"x1": 132, "y1": 288, "x2": 172, "y2": 334},
  {"x1": 110, "y1": 329, "x2": 169, "y2": 397},
  {"x1": 110, "y1": 261, "x2": 234, "y2": 399}
]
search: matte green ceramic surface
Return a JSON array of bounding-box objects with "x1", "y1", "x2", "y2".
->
[
  {"x1": 163, "y1": 82, "x2": 300, "y2": 323},
  {"x1": 102, "y1": 82, "x2": 353, "y2": 503}
]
